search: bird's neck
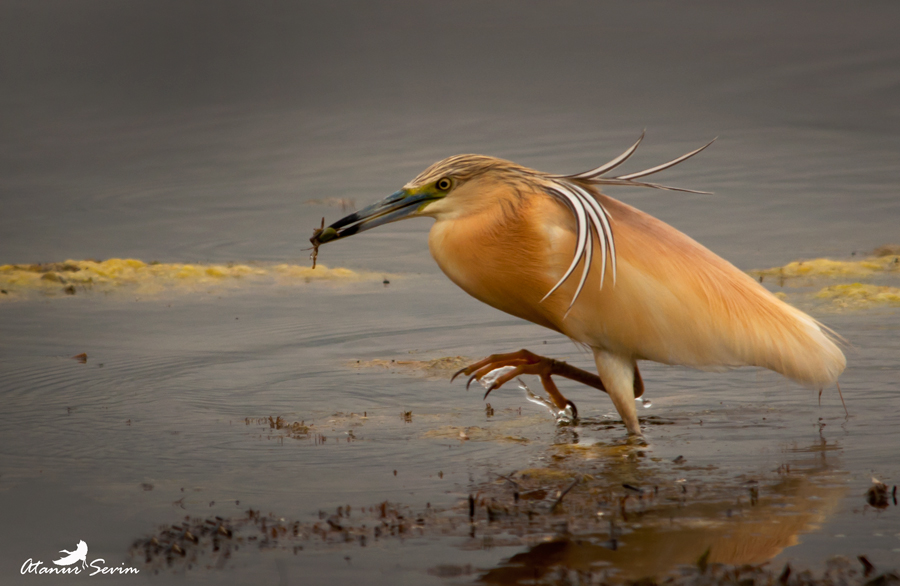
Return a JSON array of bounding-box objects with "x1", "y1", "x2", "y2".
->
[{"x1": 427, "y1": 193, "x2": 563, "y2": 333}]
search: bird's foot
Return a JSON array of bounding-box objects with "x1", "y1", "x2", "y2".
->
[
  {"x1": 452, "y1": 349, "x2": 599, "y2": 419},
  {"x1": 452, "y1": 349, "x2": 563, "y2": 400}
]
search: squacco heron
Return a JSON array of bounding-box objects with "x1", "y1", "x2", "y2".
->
[{"x1": 311, "y1": 135, "x2": 845, "y2": 435}]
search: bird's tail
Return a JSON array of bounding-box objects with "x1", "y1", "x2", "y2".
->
[
  {"x1": 764, "y1": 306, "x2": 845, "y2": 387},
  {"x1": 715, "y1": 276, "x2": 846, "y2": 388}
]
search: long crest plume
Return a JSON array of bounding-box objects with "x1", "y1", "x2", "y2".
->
[{"x1": 542, "y1": 132, "x2": 715, "y2": 315}]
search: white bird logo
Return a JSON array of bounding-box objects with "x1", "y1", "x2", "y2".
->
[{"x1": 53, "y1": 540, "x2": 88, "y2": 569}]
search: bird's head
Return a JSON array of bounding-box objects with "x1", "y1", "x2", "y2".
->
[
  {"x1": 309, "y1": 135, "x2": 715, "y2": 251},
  {"x1": 310, "y1": 155, "x2": 534, "y2": 246}
]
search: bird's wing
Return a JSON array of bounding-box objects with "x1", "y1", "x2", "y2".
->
[{"x1": 552, "y1": 195, "x2": 845, "y2": 386}]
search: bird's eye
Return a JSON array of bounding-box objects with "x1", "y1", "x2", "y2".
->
[{"x1": 435, "y1": 177, "x2": 453, "y2": 191}]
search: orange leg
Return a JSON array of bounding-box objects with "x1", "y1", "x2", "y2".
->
[{"x1": 452, "y1": 349, "x2": 613, "y2": 419}]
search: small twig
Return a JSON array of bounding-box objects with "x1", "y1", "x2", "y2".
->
[
  {"x1": 778, "y1": 563, "x2": 792, "y2": 584},
  {"x1": 858, "y1": 555, "x2": 875, "y2": 578},
  {"x1": 550, "y1": 478, "x2": 580, "y2": 511},
  {"x1": 494, "y1": 472, "x2": 520, "y2": 491},
  {"x1": 697, "y1": 547, "x2": 711, "y2": 573}
]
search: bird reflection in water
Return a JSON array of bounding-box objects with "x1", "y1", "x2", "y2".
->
[{"x1": 476, "y1": 434, "x2": 845, "y2": 585}]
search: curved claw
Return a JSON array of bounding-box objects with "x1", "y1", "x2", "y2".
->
[
  {"x1": 565, "y1": 400, "x2": 579, "y2": 420},
  {"x1": 451, "y1": 367, "x2": 468, "y2": 383},
  {"x1": 483, "y1": 383, "x2": 500, "y2": 400},
  {"x1": 452, "y1": 350, "x2": 597, "y2": 419}
]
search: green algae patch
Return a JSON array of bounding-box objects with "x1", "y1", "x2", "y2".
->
[
  {"x1": 0, "y1": 258, "x2": 383, "y2": 300},
  {"x1": 815, "y1": 283, "x2": 900, "y2": 308},
  {"x1": 750, "y1": 255, "x2": 900, "y2": 282}
]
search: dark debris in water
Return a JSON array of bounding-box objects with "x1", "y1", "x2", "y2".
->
[
  {"x1": 132, "y1": 417, "x2": 895, "y2": 584},
  {"x1": 129, "y1": 433, "x2": 897, "y2": 584},
  {"x1": 244, "y1": 416, "x2": 311, "y2": 440},
  {"x1": 864, "y1": 479, "x2": 898, "y2": 509},
  {"x1": 131, "y1": 502, "x2": 438, "y2": 572},
  {"x1": 478, "y1": 555, "x2": 900, "y2": 586},
  {"x1": 243, "y1": 414, "x2": 372, "y2": 445},
  {"x1": 130, "y1": 494, "x2": 900, "y2": 586}
]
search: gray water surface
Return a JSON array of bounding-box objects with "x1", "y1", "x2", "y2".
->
[{"x1": 1, "y1": 2, "x2": 899, "y2": 584}]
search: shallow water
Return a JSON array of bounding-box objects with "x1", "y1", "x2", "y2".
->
[{"x1": 2, "y1": 1, "x2": 899, "y2": 584}]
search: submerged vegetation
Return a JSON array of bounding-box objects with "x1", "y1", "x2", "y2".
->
[{"x1": 131, "y1": 410, "x2": 897, "y2": 585}]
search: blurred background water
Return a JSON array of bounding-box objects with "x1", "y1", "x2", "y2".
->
[{"x1": 1, "y1": 1, "x2": 898, "y2": 584}]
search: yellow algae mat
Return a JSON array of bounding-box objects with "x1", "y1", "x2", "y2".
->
[
  {"x1": 750, "y1": 245, "x2": 900, "y2": 309},
  {"x1": 6, "y1": 246, "x2": 899, "y2": 310},
  {"x1": 814, "y1": 283, "x2": 900, "y2": 308},
  {"x1": 0, "y1": 258, "x2": 385, "y2": 300},
  {"x1": 751, "y1": 256, "x2": 900, "y2": 281}
]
